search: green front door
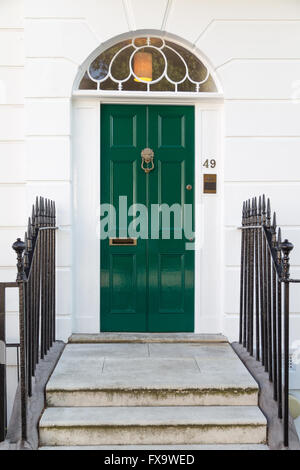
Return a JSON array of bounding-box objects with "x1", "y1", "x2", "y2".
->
[{"x1": 101, "y1": 104, "x2": 195, "y2": 332}]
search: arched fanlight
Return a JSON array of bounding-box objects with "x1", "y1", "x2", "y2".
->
[{"x1": 80, "y1": 36, "x2": 217, "y2": 93}]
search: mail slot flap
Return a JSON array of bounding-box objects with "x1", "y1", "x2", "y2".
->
[{"x1": 109, "y1": 238, "x2": 137, "y2": 246}]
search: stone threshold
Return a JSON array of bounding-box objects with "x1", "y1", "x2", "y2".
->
[{"x1": 68, "y1": 333, "x2": 228, "y2": 344}]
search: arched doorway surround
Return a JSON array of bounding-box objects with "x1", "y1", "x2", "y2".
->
[{"x1": 71, "y1": 30, "x2": 224, "y2": 334}]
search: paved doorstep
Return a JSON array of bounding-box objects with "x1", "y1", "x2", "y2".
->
[
  {"x1": 40, "y1": 342, "x2": 267, "y2": 447},
  {"x1": 46, "y1": 343, "x2": 258, "y2": 392}
]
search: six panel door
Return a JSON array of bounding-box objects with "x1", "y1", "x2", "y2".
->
[{"x1": 100, "y1": 104, "x2": 194, "y2": 332}]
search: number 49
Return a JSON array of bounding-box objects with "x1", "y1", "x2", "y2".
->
[{"x1": 203, "y1": 159, "x2": 216, "y2": 169}]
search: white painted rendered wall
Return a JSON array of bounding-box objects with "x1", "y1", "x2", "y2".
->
[
  {"x1": 0, "y1": 0, "x2": 24, "y2": 347},
  {"x1": 0, "y1": 0, "x2": 24, "y2": 425},
  {"x1": 0, "y1": 1, "x2": 300, "y2": 349}
]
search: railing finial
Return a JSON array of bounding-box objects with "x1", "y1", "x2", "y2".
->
[
  {"x1": 276, "y1": 227, "x2": 282, "y2": 262},
  {"x1": 272, "y1": 212, "x2": 277, "y2": 231},
  {"x1": 248, "y1": 199, "x2": 252, "y2": 220},
  {"x1": 266, "y1": 198, "x2": 271, "y2": 227},
  {"x1": 281, "y1": 239, "x2": 294, "y2": 281},
  {"x1": 271, "y1": 212, "x2": 277, "y2": 247},
  {"x1": 40, "y1": 197, "x2": 45, "y2": 227},
  {"x1": 27, "y1": 218, "x2": 32, "y2": 253},
  {"x1": 278, "y1": 227, "x2": 282, "y2": 245},
  {"x1": 12, "y1": 238, "x2": 26, "y2": 282},
  {"x1": 262, "y1": 194, "x2": 266, "y2": 225},
  {"x1": 24, "y1": 233, "x2": 29, "y2": 270},
  {"x1": 258, "y1": 196, "x2": 262, "y2": 224},
  {"x1": 247, "y1": 199, "x2": 251, "y2": 220},
  {"x1": 262, "y1": 194, "x2": 266, "y2": 213},
  {"x1": 253, "y1": 197, "x2": 258, "y2": 224},
  {"x1": 35, "y1": 196, "x2": 40, "y2": 228},
  {"x1": 50, "y1": 200, "x2": 55, "y2": 227}
]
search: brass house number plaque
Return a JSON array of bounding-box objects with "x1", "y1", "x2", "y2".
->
[{"x1": 203, "y1": 174, "x2": 217, "y2": 194}]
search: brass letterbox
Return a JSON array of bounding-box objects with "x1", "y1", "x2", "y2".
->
[{"x1": 203, "y1": 174, "x2": 217, "y2": 194}]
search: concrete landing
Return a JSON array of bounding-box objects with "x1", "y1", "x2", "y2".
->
[
  {"x1": 69, "y1": 333, "x2": 228, "y2": 344},
  {"x1": 46, "y1": 343, "x2": 259, "y2": 407}
]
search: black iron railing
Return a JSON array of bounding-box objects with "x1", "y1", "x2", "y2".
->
[
  {"x1": 0, "y1": 283, "x2": 18, "y2": 442},
  {"x1": 239, "y1": 195, "x2": 299, "y2": 448},
  {"x1": 0, "y1": 197, "x2": 56, "y2": 443}
]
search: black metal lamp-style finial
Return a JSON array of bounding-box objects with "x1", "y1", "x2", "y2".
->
[
  {"x1": 12, "y1": 238, "x2": 26, "y2": 282},
  {"x1": 281, "y1": 239, "x2": 294, "y2": 281}
]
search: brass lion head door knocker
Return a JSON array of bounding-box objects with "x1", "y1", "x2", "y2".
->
[{"x1": 141, "y1": 148, "x2": 154, "y2": 174}]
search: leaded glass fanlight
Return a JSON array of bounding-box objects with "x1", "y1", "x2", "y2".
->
[{"x1": 79, "y1": 37, "x2": 217, "y2": 93}]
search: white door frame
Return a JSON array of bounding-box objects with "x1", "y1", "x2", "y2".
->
[{"x1": 72, "y1": 93, "x2": 224, "y2": 334}]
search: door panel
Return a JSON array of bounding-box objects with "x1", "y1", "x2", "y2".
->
[
  {"x1": 110, "y1": 253, "x2": 137, "y2": 313},
  {"x1": 101, "y1": 104, "x2": 194, "y2": 332},
  {"x1": 148, "y1": 106, "x2": 194, "y2": 332},
  {"x1": 101, "y1": 105, "x2": 147, "y2": 332},
  {"x1": 159, "y1": 253, "x2": 184, "y2": 313}
]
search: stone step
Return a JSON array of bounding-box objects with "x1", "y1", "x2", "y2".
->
[
  {"x1": 69, "y1": 333, "x2": 228, "y2": 344},
  {"x1": 47, "y1": 384, "x2": 258, "y2": 408},
  {"x1": 46, "y1": 344, "x2": 259, "y2": 407},
  {"x1": 39, "y1": 406, "x2": 267, "y2": 447},
  {"x1": 39, "y1": 444, "x2": 269, "y2": 450}
]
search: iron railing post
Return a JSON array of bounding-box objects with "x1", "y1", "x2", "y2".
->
[
  {"x1": 51, "y1": 201, "x2": 56, "y2": 343},
  {"x1": 0, "y1": 283, "x2": 19, "y2": 442},
  {"x1": 248, "y1": 199, "x2": 255, "y2": 356},
  {"x1": 40, "y1": 198, "x2": 46, "y2": 359},
  {"x1": 243, "y1": 201, "x2": 249, "y2": 347},
  {"x1": 258, "y1": 196, "x2": 265, "y2": 366},
  {"x1": 266, "y1": 199, "x2": 273, "y2": 381},
  {"x1": 0, "y1": 284, "x2": 7, "y2": 442},
  {"x1": 262, "y1": 195, "x2": 268, "y2": 371},
  {"x1": 46, "y1": 200, "x2": 51, "y2": 352},
  {"x1": 12, "y1": 238, "x2": 27, "y2": 443},
  {"x1": 281, "y1": 238, "x2": 293, "y2": 448},
  {"x1": 239, "y1": 202, "x2": 246, "y2": 344},
  {"x1": 277, "y1": 228, "x2": 283, "y2": 419},
  {"x1": 254, "y1": 197, "x2": 260, "y2": 361},
  {"x1": 271, "y1": 213, "x2": 278, "y2": 401}
]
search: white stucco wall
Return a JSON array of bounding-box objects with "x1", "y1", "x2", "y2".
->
[
  {"x1": 0, "y1": 0, "x2": 24, "y2": 347},
  {"x1": 1, "y1": 0, "x2": 300, "y2": 346}
]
